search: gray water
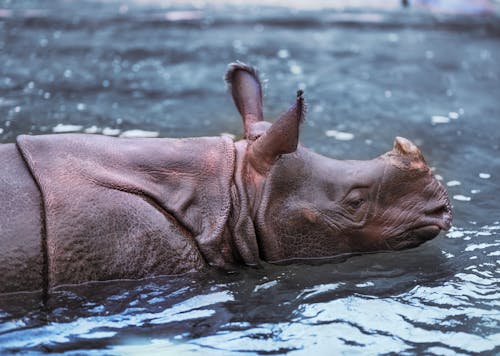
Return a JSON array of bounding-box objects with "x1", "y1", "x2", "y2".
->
[{"x1": 1, "y1": 0, "x2": 499, "y2": 354}]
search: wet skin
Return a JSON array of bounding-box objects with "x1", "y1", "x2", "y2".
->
[
  {"x1": 243, "y1": 141, "x2": 452, "y2": 263},
  {"x1": 0, "y1": 62, "x2": 452, "y2": 293},
  {"x1": 228, "y1": 62, "x2": 452, "y2": 263}
]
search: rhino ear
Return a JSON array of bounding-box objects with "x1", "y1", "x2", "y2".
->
[
  {"x1": 248, "y1": 90, "x2": 306, "y2": 174},
  {"x1": 225, "y1": 62, "x2": 263, "y2": 138}
]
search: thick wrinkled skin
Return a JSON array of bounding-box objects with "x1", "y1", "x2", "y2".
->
[
  {"x1": 253, "y1": 147, "x2": 451, "y2": 263},
  {"x1": 0, "y1": 144, "x2": 44, "y2": 293},
  {"x1": 0, "y1": 62, "x2": 452, "y2": 295}
]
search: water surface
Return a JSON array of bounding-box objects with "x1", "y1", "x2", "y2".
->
[{"x1": 0, "y1": 0, "x2": 499, "y2": 354}]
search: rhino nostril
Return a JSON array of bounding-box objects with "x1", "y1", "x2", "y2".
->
[
  {"x1": 426, "y1": 205, "x2": 448, "y2": 216},
  {"x1": 426, "y1": 204, "x2": 453, "y2": 229}
]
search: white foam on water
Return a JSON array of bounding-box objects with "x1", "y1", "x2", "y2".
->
[
  {"x1": 442, "y1": 252, "x2": 455, "y2": 259},
  {"x1": 479, "y1": 173, "x2": 490, "y2": 179},
  {"x1": 290, "y1": 63, "x2": 302, "y2": 75},
  {"x1": 465, "y1": 242, "x2": 500, "y2": 252},
  {"x1": 52, "y1": 124, "x2": 83, "y2": 133},
  {"x1": 0, "y1": 128, "x2": 3, "y2": 134},
  {"x1": 471, "y1": 189, "x2": 480, "y2": 194},
  {"x1": 102, "y1": 127, "x2": 121, "y2": 136},
  {"x1": 446, "y1": 231, "x2": 464, "y2": 238},
  {"x1": 448, "y1": 112, "x2": 459, "y2": 119},
  {"x1": 355, "y1": 281, "x2": 375, "y2": 288},
  {"x1": 431, "y1": 115, "x2": 450, "y2": 124},
  {"x1": 79, "y1": 331, "x2": 117, "y2": 339},
  {"x1": 446, "y1": 180, "x2": 461, "y2": 187},
  {"x1": 253, "y1": 280, "x2": 278, "y2": 292},
  {"x1": 453, "y1": 195, "x2": 471, "y2": 202},
  {"x1": 299, "y1": 283, "x2": 344, "y2": 300},
  {"x1": 120, "y1": 129, "x2": 159, "y2": 138},
  {"x1": 485, "y1": 224, "x2": 500, "y2": 230},
  {"x1": 325, "y1": 130, "x2": 354, "y2": 141},
  {"x1": 277, "y1": 49, "x2": 290, "y2": 58},
  {"x1": 83, "y1": 126, "x2": 99, "y2": 134}
]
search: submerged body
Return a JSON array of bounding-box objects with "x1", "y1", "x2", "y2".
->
[
  {"x1": 0, "y1": 134, "x2": 261, "y2": 293},
  {"x1": 0, "y1": 63, "x2": 452, "y2": 294}
]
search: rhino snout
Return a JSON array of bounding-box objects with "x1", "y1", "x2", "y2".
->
[{"x1": 424, "y1": 202, "x2": 453, "y2": 231}]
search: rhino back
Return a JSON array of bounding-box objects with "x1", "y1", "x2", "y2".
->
[
  {"x1": 0, "y1": 144, "x2": 44, "y2": 293},
  {"x1": 16, "y1": 134, "x2": 236, "y2": 288}
]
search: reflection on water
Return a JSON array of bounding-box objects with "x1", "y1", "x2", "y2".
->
[{"x1": 1, "y1": 0, "x2": 499, "y2": 354}]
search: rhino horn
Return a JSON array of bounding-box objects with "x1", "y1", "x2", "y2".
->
[
  {"x1": 248, "y1": 90, "x2": 306, "y2": 174},
  {"x1": 225, "y1": 61, "x2": 263, "y2": 138},
  {"x1": 393, "y1": 137, "x2": 424, "y2": 159},
  {"x1": 392, "y1": 136, "x2": 428, "y2": 168}
]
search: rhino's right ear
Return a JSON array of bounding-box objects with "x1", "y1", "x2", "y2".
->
[
  {"x1": 225, "y1": 62, "x2": 263, "y2": 138},
  {"x1": 248, "y1": 90, "x2": 306, "y2": 174}
]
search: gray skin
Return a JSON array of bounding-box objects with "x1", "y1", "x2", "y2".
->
[{"x1": 0, "y1": 63, "x2": 452, "y2": 295}]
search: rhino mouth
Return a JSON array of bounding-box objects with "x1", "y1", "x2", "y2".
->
[
  {"x1": 392, "y1": 198, "x2": 452, "y2": 245},
  {"x1": 410, "y1": 224, "x2": 442, "y2": 241},
  {"x1": 386, "y1": 224, "x2": 443, "y2": 250}
]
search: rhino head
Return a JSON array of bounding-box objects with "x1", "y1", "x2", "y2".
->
[{"x1": 226, "y1": 62, "x2": 452, "y2": 263}]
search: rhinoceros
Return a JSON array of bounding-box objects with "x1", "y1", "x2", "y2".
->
[{"x1": 0, "y1": 63, "x2": 452, "y2": 295}]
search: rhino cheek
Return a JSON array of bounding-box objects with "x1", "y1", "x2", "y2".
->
[
  {"x1": 259, "y1": 206, "x2": 355, "y2": 261},
  {"x1": 347, "y1": 227, "x2": 386, "y2": 253}
]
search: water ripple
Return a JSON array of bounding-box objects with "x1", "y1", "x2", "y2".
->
[{"x1": 1, "y1": 1, "x2": 499, "y2": 354}]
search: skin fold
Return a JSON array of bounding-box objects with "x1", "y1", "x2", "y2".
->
[{"x1": 226, "y1": 62, "x2": 451, "y2": 263}]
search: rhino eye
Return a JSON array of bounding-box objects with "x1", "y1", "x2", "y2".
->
[
  {"x1": 348, "y1": 198, "x2": 365, "y2": 209},
  {"x1": 342, "y1": 186, "x2": 369, "y2": 212}
]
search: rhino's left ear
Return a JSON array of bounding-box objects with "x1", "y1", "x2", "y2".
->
[
  {"x1": 225, "y1": 62, "x2": 263, "y2": 138},
  {"x1": 248, "y1": 90, "x2": 306, "y2": 174}
]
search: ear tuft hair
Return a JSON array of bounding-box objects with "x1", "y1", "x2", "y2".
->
[{"x1": 296, "y1": 89, "x2": 307, "y2": 124}]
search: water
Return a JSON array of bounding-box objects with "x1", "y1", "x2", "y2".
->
[{"x1": 1, "y1": 0, "x2": 499, "y2": 354}]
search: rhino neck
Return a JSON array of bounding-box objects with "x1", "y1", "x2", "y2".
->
[{"x1": 226, "y1": 140, "x2": 261, "y2": 266}]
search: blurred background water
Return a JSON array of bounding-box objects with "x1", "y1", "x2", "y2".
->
[{"x1": 0, "y1": 0, "x2": 499, "y2": 354}]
